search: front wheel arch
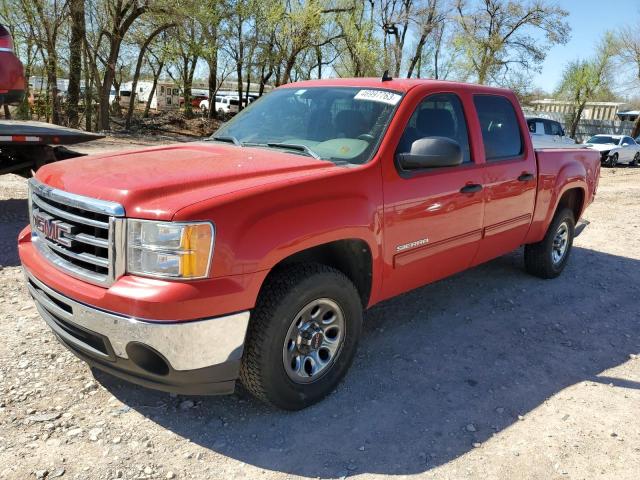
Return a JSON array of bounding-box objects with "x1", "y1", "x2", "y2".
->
[{"x1": 258, "y1": 239, "x2": 374, "y2": 309}]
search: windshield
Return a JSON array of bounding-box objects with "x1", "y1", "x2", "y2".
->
[
  {"x1": 211, "y1": 87, "x2": 402, "y2": 164},
  {"x1": 587, "y1": 136, "x2": 618, "y2": 145}
]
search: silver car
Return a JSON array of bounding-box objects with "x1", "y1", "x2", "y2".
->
[{"x1": 584, "y1": 134, "x2": 640, "y2": 167}]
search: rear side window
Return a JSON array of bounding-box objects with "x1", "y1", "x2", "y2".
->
[
  {"x1": 473, "y1": 95, "x2": 523, "y2": 161},
  {"x1": 545, "y1": 120, "x2": 563, "y2": 136},
  {"x1": 527, "y1": 120, "x2": 535, "y2": 133}
]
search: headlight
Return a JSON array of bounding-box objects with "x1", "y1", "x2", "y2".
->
[{"x1": 126, "y1": 220, "x2": 214, "y2": 279}]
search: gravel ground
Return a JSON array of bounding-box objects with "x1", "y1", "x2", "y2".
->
[{"x1": 1, "y1": 140, "x2": 639, "y2": 480}]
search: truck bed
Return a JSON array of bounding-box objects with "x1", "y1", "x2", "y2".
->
[{"x1": 526, "y1": 147, "x2": 601, "y2": 244}]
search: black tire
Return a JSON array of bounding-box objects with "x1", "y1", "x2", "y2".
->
[
  {"x1": 631, "y1": 153, "x2": 639, "y2": 167},
  {"x1": 240, "y1": 263, "x2": 363, "y2": 410},
  {"x1": 608, "y1": 153, "x2": 618, "y2": 167},
  {"x1": 524, "y1": 208, "x2": 575, "y2": 279}
]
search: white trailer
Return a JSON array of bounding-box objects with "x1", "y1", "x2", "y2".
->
[{"x1": 119, "y1": 81, "x2": 180, "y2": 111}]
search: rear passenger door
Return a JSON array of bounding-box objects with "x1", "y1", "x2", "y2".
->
[
  {"x1": 382, "y1": 92, "x2": 485, "y2": 299},
  {"x1": 471, "y1": 95, "x2": 537, "y2": 265}
]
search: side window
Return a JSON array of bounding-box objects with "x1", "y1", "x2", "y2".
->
[
  {"x1": 473, "y1": 95, "x2": 523, "y2": 161},
  {"x1": 545, "y1": 120, "x2": 563, "y2": 136},
  {"x1": 527, "y1": 119, "x2": 536, "y2": 133},
  {"x1": 397, "y1": 93, "x2": 472, "y2": 164},
  {"x1": 622, "y1": 137, "x2": 634, "y2": 146}
]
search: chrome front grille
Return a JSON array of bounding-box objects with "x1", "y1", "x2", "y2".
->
[{"x1": 28, "y1": 178, "x2": 126, "y2": 287}]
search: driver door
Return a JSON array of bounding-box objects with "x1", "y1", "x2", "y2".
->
[{"x1": 381, "y1": 92, "x2": 485, "y2": 299}]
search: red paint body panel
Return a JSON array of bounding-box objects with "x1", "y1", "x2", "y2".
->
[
  {"x1": 525, "y1": 148, "x2": 600, "y2": 244},
  {"x1": 0, "y1": 51, "x2": 25, "y2": 99},
  {"x1": 19, "y1": 226, "x2": 267, "y2": 321},
  {"x1": 19, "y1": 78, "x2": 600, "y2": 322}
]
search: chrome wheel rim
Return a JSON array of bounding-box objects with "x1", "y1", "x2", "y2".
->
[
  {"x1": 282, "y1": 298, "x2": 345, "y2": 384},
  {"x1": 551, "y1": 221, "x2": 569, "y2": 265}
]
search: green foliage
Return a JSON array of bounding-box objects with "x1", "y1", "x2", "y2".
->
[
  {"x1": 453, "y1": 0, "x2": 570, "y2": 85},
  {"x1": 554, "y1": 32, "x2": 617, "y2": 136}
]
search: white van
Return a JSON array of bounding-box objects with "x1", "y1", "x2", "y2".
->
[
  {"x1": 526, "y1": 117, "x2": 576, "y2": 148},
  {"x1": 200, "y1": 96, "x2": 240, "y2": 115}
]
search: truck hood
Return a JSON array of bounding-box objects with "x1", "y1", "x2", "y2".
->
[{"x1": 36, "y1": 142, "x2": 338, "y2": 220}]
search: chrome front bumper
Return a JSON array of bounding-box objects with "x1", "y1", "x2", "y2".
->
[{"x1": 24, "y1": 269, "x2": 250, "y2": 394}]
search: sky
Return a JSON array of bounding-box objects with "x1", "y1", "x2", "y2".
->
[{"x1": 532, "y1": 0, "x2": 639, "y2": 94}]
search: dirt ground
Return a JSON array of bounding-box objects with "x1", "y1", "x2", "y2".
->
[{"x1": 0, "y1": 137, "x2": 639, "y2": 480}]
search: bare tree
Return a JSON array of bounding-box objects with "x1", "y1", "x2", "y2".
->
[
  {"x1": 618, "y1": 26, "x2": 640, "y2": 137},
  {"x1": 67, "y1": 0, "x2": 85, "y2": 128},
  {"x1": 125, "y1": 23, "x2": 175, "y2": 128},
  {"x1": 406, "y1": 0, "x2": 441, "y2": 78},
  {"x1": 96, "y1": 0, "x2": 149, "y2": 130},
  {"x1": 454, "y1": 0, "x2": 570, "y2": 85},
  {"x1": 556, "y1": 33, "x2": 616, "y2": 138}
]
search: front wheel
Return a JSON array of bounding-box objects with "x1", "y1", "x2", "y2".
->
[
  {"x1": 524, "y1": 208, "x2": 575, "y2": 279},
  {"x1": 608, "y1": 153, "x2": 618, "y2": 167},
  {"x1": 240, "y1": 264, "x2": 363, "y2": 410}
]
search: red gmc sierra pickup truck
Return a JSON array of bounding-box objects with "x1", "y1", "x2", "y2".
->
[{"x1": 19, "y1": 78, "x2": 600, "y2": 410}]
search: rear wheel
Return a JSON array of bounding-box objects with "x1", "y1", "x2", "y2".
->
[
  {"x1": 240, "y1": 264, "x2": 362, "y2": 410},
  {"x1": 524, "y1": 208, "x2": 575, "y2": 279},
  {"x1": 631, "y1": 153, "x2": 639, "y2": 167}
]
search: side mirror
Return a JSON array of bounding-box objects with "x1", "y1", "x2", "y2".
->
[{"x1": 397, "y1": 137, "x2": 463, "y2": 170}]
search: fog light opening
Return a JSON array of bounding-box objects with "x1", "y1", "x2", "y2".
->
[{"x1": 126, "y1": 343, "x2": 170, "y2": 376}]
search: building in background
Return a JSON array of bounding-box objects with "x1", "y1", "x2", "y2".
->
[
  {"x1": 530, "y1": 99, "x2": 628, "y2": 121},
  {"x1": 616, "y1": 110, "x2": 639, "y2": 122}
]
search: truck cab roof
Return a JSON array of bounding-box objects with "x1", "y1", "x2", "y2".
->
[{"x1": 284, "y1": 77, "x2": 513, "y2": 95}]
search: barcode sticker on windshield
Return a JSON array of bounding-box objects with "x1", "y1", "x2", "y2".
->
[{"x1": 354, "y1": 89, "x2": 401, "y2": 105}]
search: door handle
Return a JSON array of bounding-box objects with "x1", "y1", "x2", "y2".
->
[
  {"x1": 460, "y1": 183, "x2": 483, "y2": 194},
  {"x1": 518, "y1": 173, "x2": 534, "y2": 182}
]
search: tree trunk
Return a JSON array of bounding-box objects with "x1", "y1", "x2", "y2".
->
[
  {"x1": 207, "y1": 55, "x2": 218, "y2": 120},
  {"x1": 67, "y1": 0, "x2": 85, "y2": 128},
  {"x1": 186, "y1": 56, "x2": 197, "y2": 117},
  {"x1": 98, "y1": 44, "x2": 121, "y2": 130},
  {"x1": 236, "y1": 61, "x2": 244, "y2": 112},
  {"x1": 46, "y1": 53, "x2": 61, "y2": 125},
  {"x1": 84, "y1": 47, "x2": 92, "y2": 131},
  {"x1": 632, "y1": 115, "x2": 640, "y2": 138},
  {"x1": 281, "y1": 54, "x2": 298, "y2": 85},
  {"x1": 570, "y1": 103, "x2": 586, "y2": 139},
  {"x1": 144, "y1": 59, "x2": 164, "y2": 118},
  {"x1": 3, "y1": 104, "x2": 11, "y2": 119},
  {"x1": 126, "y1": 24, "x2": 173, "y2": 128},
  {"x1": 97, "y1": 5, "x2": 148, "y2": 131},
  {"x1": 245, "y1": 69, "x2": 251, "y2": 106}
]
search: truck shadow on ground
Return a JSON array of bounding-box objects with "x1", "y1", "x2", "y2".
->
[{"x1": 95, "y1": 245, "x2": 640, "y2": 477}]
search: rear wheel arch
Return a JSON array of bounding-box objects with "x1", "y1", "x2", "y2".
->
[{"x1": 555, "y1": 187, "x2": 585, "y2": 223}]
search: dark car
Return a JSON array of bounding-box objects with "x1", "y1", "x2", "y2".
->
[{"x1": 0, "y1": 24, "x2": 25, "y2": 105}]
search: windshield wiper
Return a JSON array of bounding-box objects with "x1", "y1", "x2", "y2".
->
[
  {"x1": 266, "y1": 142, "x2": 321, "y2": 160},
  {"x1": 209, "y1": 135, "x2": 241, "y2": 146}
]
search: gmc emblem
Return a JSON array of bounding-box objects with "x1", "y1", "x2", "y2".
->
[{"x1": 33, "y1": 210, "x2": 75, "y2": 247}]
